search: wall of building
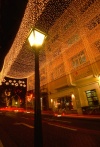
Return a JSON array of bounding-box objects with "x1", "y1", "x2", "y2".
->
[{"x1": 29, "y1": 0, "x2": 100, "y2": 114}]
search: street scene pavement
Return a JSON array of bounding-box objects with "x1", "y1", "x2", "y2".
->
[{"x1": 0, "y1": 109, "x2": 100, "y2": 147}]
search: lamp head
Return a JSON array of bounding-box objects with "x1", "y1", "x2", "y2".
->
[{"x1": 28, "y1": 28, "x2": 46, "y2": 47}]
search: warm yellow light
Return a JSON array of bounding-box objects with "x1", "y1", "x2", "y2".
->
[
  {"x1": 71, "y1": 94, "x2": 75, "y2": 99},
  {"x1": 28, "y1": 29, "x2": 46, "y2": 47},
  {"x1": 51, "y1": 99, "x2": 53, "y2": 103},
  {"x1": 98, "y1": 74, "x2": 100, "y2": 79},
  {"x1": 15, "y1": 102, "x2": 18, "y2": 105}
]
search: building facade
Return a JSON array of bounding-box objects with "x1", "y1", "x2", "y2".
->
[{"x1": 28, "y1": 0, "x2": 100, "y2": 114}]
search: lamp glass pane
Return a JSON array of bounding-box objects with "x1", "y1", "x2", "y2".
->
[
  {"x1": 28, "y1": 29, "x2": 45, "y2": 47},
  {"x1": 34, "y1": 30, "x2": 45, "y2": 46},
  {"x1": 28, "y1": 31, "x2": 35, "y2": 47}
]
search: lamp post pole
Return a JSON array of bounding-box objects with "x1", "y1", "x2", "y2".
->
[
  {"x1": 34, "y1": 47, "x2": 43, "y2": 147},
  {"x1": 28, "y1": 28, "x2": 46, "y2": 147}
]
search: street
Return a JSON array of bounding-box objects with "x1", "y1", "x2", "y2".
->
[{"x1": 0, "y1": 111, "x2": 100, "y2": 147}]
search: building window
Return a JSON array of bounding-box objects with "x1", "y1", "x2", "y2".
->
[
  {"x1": 53, "y1": 63, "x2": 65, "y2": 80},
  {"x1": 57, "y1": 96, "x2": 73, "y2": 110},
  {"x1": 72, "y1": 51, "x2": 86, "y2": 68},
  {"x1": 67, "y1": 34, "x2": 79, "y2": 47},
  {"x1": 86, "y1": 14, "x2": 100, "y2": 30},
  {"x1": 47, "y1": 45, "x2": 51, "y2": 51},
  {"x1": 40, "y1": 68, "x2": 47, "y2": 83},
  {"x1": 51, "y1": 34, "x2": 59, "y2": 43},
  {"x1": 50, "y1": 73, "x2": 54, "y2": 81},
  {"x1": 53, "y1": 48, "x2": 61, "y2": 58},
  {"x1": 85, "y1": 89, "x2": 99, "y2": 106},
  {"x1": 80, "y1": 0, "x2": 96, "y2": 14},
  {"x1": 57, "y1": 63, "x2": 65, "y2": 76},
  {"x1": 94, "y1": 39, "x2": 100, "y2": 51},
  {"x1": 63, "y1": 19, "x2": 74, "y2": 30}
]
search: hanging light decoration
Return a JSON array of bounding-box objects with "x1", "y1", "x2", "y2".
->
[
  {"x1": 2, "y1": 77, "x2": 27, "y2": 88},
  {"x1": 13, "y1": 80, "x2": 16, "y2": 83},
  {"x1": 9, "y1": 80, "x2": 12, "y2": 83},
  {"x1": 0, "y1": 0, "x2": 49, "y2": 81},
  {"x1": 0, "y1": 0, "x2": 71, "y2": 81},
  {"x1": 11, "y1": 83, "x2": 14, "y2": 86},
  {"x1": 6, "y1": 82, "x2": 9, "y2": 85}
]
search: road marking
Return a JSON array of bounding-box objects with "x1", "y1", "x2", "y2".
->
[
  {"x1": 54, "y1": 119, "x2": 71, "y2": 123},
  {"x1": 0, "y1": 140, "x2": 4, "y2": 147},
  {"x1": 14, "y1": 122, "x2": 34, "y2": 128},
  {"x1": 22, "y1": 116, "x2": 34, "y2": 120},
  {"x1": 48, "y1": 122, "x2": 77, "y2": 131},
  {"x1": 44, "y1": 118, "x2": 71, "y2": 123}
]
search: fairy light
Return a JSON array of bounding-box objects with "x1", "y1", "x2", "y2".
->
[
  {"x1": 0, "y1": 0, "x2": 72, "y2": 81},
  {"x1": 2, "y1": 77, "x2": 27, "y2": 88},
  {"x1": 0, "y1": 0, "x2": 81, "y2": 93},
  {"x1": 0, "y1": 0, "x2": 49, "y2": 80}
]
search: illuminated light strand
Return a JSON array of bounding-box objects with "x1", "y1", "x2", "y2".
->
[
  {"x1": 0, "y1": 0, "x2": 76, "y2": 86},
  {"x1": 0, "y1": 0, "x2": 49, "y2": 81},
  {"x1": 2, "y1": 78, "x2": 27, "y2": 87}
]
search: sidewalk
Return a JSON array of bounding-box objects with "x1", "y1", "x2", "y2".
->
[
  {"x1": 42, "y1": 110, "x2": 100, "y2": 120},
  {"x1": 62, "y1": 113, "x2": 100, "y2": 120}
]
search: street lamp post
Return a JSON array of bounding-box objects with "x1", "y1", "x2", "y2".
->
[{"x1": 28, "y1": 28, "x2": 46, "y2": 147}]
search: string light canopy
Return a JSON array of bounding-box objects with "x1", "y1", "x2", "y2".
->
[
  {"x1": 0, "y1": 0, "x2": 49, "y2": 81},
  {"x1": 0, "y1": 0, "x2": 72, "y2": 81}
]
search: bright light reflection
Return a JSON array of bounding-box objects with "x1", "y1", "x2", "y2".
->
[
  {"x1": 28, "y1": 30, "x2": 45, "y2": 47},
  {"x1": 57, "y1": 114, "x2": 62, "y2": 117}
]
